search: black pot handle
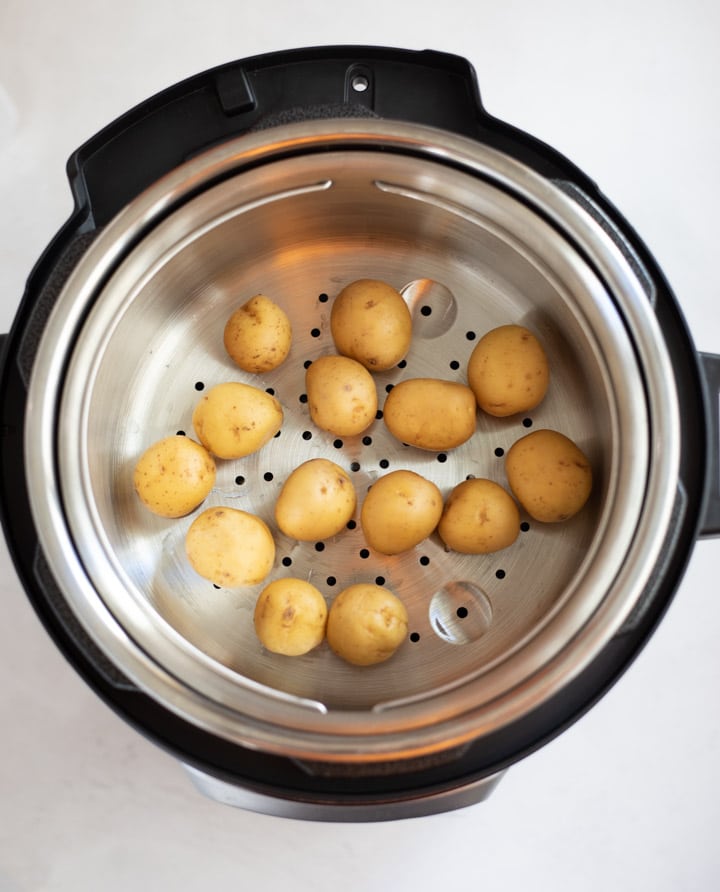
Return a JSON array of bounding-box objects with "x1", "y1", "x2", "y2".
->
[
  {"x1": 700, "y1": 352, "x2": 720, "y2": 537},
  {"x1": 65, "y1": 45, "x2": 595, "y2": 232}
]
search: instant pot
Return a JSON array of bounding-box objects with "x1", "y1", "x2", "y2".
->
[{"x1": 1, "y1": 46, "x2": 718, "y2": 821}]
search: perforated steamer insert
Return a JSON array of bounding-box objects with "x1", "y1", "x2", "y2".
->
[{"x1": 1, "y1": 47, "x2": 718, "y2": 820}]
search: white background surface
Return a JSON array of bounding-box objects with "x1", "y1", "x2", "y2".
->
[{"x1": 1, "y1": 1, "x2": 719, "y2": 890}]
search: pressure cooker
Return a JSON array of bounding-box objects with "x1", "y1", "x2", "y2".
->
[{"x1": 1, "y1": 45, "x2": 718, "y2": 821}]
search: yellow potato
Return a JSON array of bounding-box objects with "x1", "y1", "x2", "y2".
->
[
  {"x1": 253, "y1": 578, "x2": 328, "y2": 656},
  {"x1": 326, "y1": 583, "x2": 408, "y2": 666},
  {"x1": 185, "y1": 506, "x2": 275, "y2": 587},
  {"x1": 361, "y1": 470, "x2": 443, "y2": 555},
  {"x1": 305, "y1": 354, "x2": 378, "y2": 437},
  {"x1": 274, "y1": 458, "x2": 357, "y2": 541},
  {"x1": 438, "y1": 478, "x2": 520, "y2": 554},
  {"x1": 467, "y1": 324, "x2": 549, "y2": 417},
  {"x1": 383, "y1": 378, "x2": 477, "y2": 451},
  {"x1": 223, "y1": 294, "x2": 292, "y2": 373},
  {"x1": 133, "y1": 435, "x2": 216, "y2": 518},
  {"x1": 330, "y1": 279, "x2": 412, "y2": 371},
  {"x1": 505, "y1": 429, "x2": 592, "y2": 522},
  {"x1": 192, "y1": 381, "x2": 283, "y2": 459}
]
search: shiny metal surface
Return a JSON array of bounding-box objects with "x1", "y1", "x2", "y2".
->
[
  {"x1": 24, "y1": 120, "x2": 680, "y2": 761},
  {"x1": 182, "y1": 763, "x2": 506, "y2": 822}
]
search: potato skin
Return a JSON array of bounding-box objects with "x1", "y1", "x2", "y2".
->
[
  {"x1": 361, "y1": 470, "x2": 443, "y2": 555},
  {"x1": 327, "y1": 584, "x2": 408, "y2": 666},
  {"x1": 305, "y1": 354, "x2": 378, "y2": 436},
  {"x1": 133, "y1": 435, "x2": 216, "y2": 518},
  {"x1": 438, "y1": 478, "x2": 520, "y2": 554},
  {"x1": 330, "y1": 279, "x2": 412, "y2": 371},
  {"x1": 223, "y1": 294, "x2": 292, "y2": 373},
  {"x1": 185, "y1": 507, "x2": 275, "y2": 587},
  {"x1": 192, "y1": 381, "x2": 283, "y2": 459},
  {"x1": 274, "y1": 458, "x2": 357, "y2": 541},
  {"x1": 254, "y1": 578, "x2": 328, "y2": 656},
  {"x1": 505, "y1": 429, "x2": 592, "y2": 522},
  {"x1": 467, "y1": 324, "x2": 549, "y2": 417},
  {"x1": 383, "y1": 378, "x2": 477, "y2": 451}
]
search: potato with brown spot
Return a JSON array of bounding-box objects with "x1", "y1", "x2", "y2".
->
[
  {"x1": 192, "y1": 381, "x2": 282, "y2": 459},
  {"x1": 383, "y1": 378, "x2": 477, "y2": 451},
  {"x1": 505, "y1": 429, "x2": 592, "y2": 522},
  {"x1": 254, "y1": 578, "x2": 328, "y2": 656},
  {"x1": 274, "y1": 458, "x2": 357, "y2": 541},
  {"x1": 467, "y1": 324, "x2": 549, "y2": 417},
  {"x1": 185, "y1": 506, "x2": 275, "y2": 587},
  {"x1": 438, "y1": 478, "x2": 520, "y2": 554},
  {"x1": 133, "y1": 435, "x2": 216, "y2": 518},
  {"x1": 327, "y1": 583, "x2": 408, "y2": 666},
  {"x1": 305, "y1": 354, "x2": 378, "y2": 436},
  {"x1": 223, "y1": 294, "x2": 292, "y2": 373},
  {"x1": 330, "y1": 279, "x2": 412, "y2": 371},
  {"x1": 361, "y1": 469, "x2": 443, "y2": 555}
]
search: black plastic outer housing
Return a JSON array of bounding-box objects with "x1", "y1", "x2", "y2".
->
[{"x1": 0, "y1": 46, "x2": 710, "y2": 814}]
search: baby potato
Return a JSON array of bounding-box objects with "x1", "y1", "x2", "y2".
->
[
  {"x1": 223, "y1": 294, "x2": 292, "y2": 373},
  {"x1": 361, "y1": 470, "x2": 443, "y2": 555},
  {"x1": 133, "y1": 435, "x2": 216, "y2": 518},
  {"x1": 185, "y1": 506, "x2": 275, "y2": 587},
  {"x1": 505, "y1": 429, "x2": 592, "y2": 522},
  {"x1": 305, "y1": 354, "x2": 378, "y2": 436},
  {"x1": 438, "y1": 478, "x2": 520, "y2": 554},
  {"x1": 330, "y1": 279, "x2": 412, "y2": 371},
  {"x1": 383, "y1": 378, "x2": 477, "y2": 451},
  {"x1": 192, "y1": 381, "x2": 282, "y2": 460},
  {"x1": 274, "y1": 458, "x2": 357, "y2": 541},
  {"x1": 326, "y1": 583, "x2": 408, "y2": 666},
  {"x1": 467, "y1": 324, "x2": 549, "y2": 417},
  {"x1": 253, "y1": 578, "x2": 328, "y2": 656}
]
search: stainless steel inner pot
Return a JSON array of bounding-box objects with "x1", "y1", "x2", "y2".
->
[{"x1": 25, "y1": 119, "x2": 679, "y2": 763}]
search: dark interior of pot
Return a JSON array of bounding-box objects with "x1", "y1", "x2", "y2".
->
[{"x1": 59, "y1": 148, "x2": 619, "y2": 713}]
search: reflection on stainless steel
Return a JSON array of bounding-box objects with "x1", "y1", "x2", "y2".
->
[
  {"x1": 400, "y1": 278, "x2": 458, "y2": 338},
  {"x1": 429, "y1": 581, "x2": 493, "y2": 646},
  {"x1": 183, "y1": 762, "x2": 506, "y2": 821}
]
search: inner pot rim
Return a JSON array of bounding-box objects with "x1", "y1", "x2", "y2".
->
[{"x1": 23, "y1": 119, "x2": 680, "y2": 760}]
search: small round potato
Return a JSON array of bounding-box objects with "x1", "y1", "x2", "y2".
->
[
  {"x1": 438, "y1": 478, "x2": 520, "y2": 554},
  {"x1": 467, "y1": 324, "x2": 549, "y2": 417},
  {"x1": 361, "y1": 470, "x2": 443, "y2": 555},
  {"x1": 327, "y1": 584, "x2": 409, "y2": 666},
  {"x1": 253, "y1": 578, "x2": 328, "y2": 656},
  {"x1": 274, "y1": 458, "x2": 357, "y2": 541},
  {"x1": 185, "y1": 506, "x2": 275, "y2": 587},
  {"x1": 305, "y1": 354, "x2": 378, "y2": 436},
  {"x1": 133, "y1": 435, "x2": 216, "y2": 518},
  {"x1": 223, "y1": 294, "x2": 292, "y2": 373},
  {"x1": 505, "y1": 429, "x2": 592, "y2": 522},
  {"x1": 330, "y1": 279, "x2": 412, "y2": 371},
  {"x1": 383, "y1": 378, "x2": 477, "y2": 451},
  {"x1": 192, "y1": 381, "x2": 283, "y2": 460}
]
